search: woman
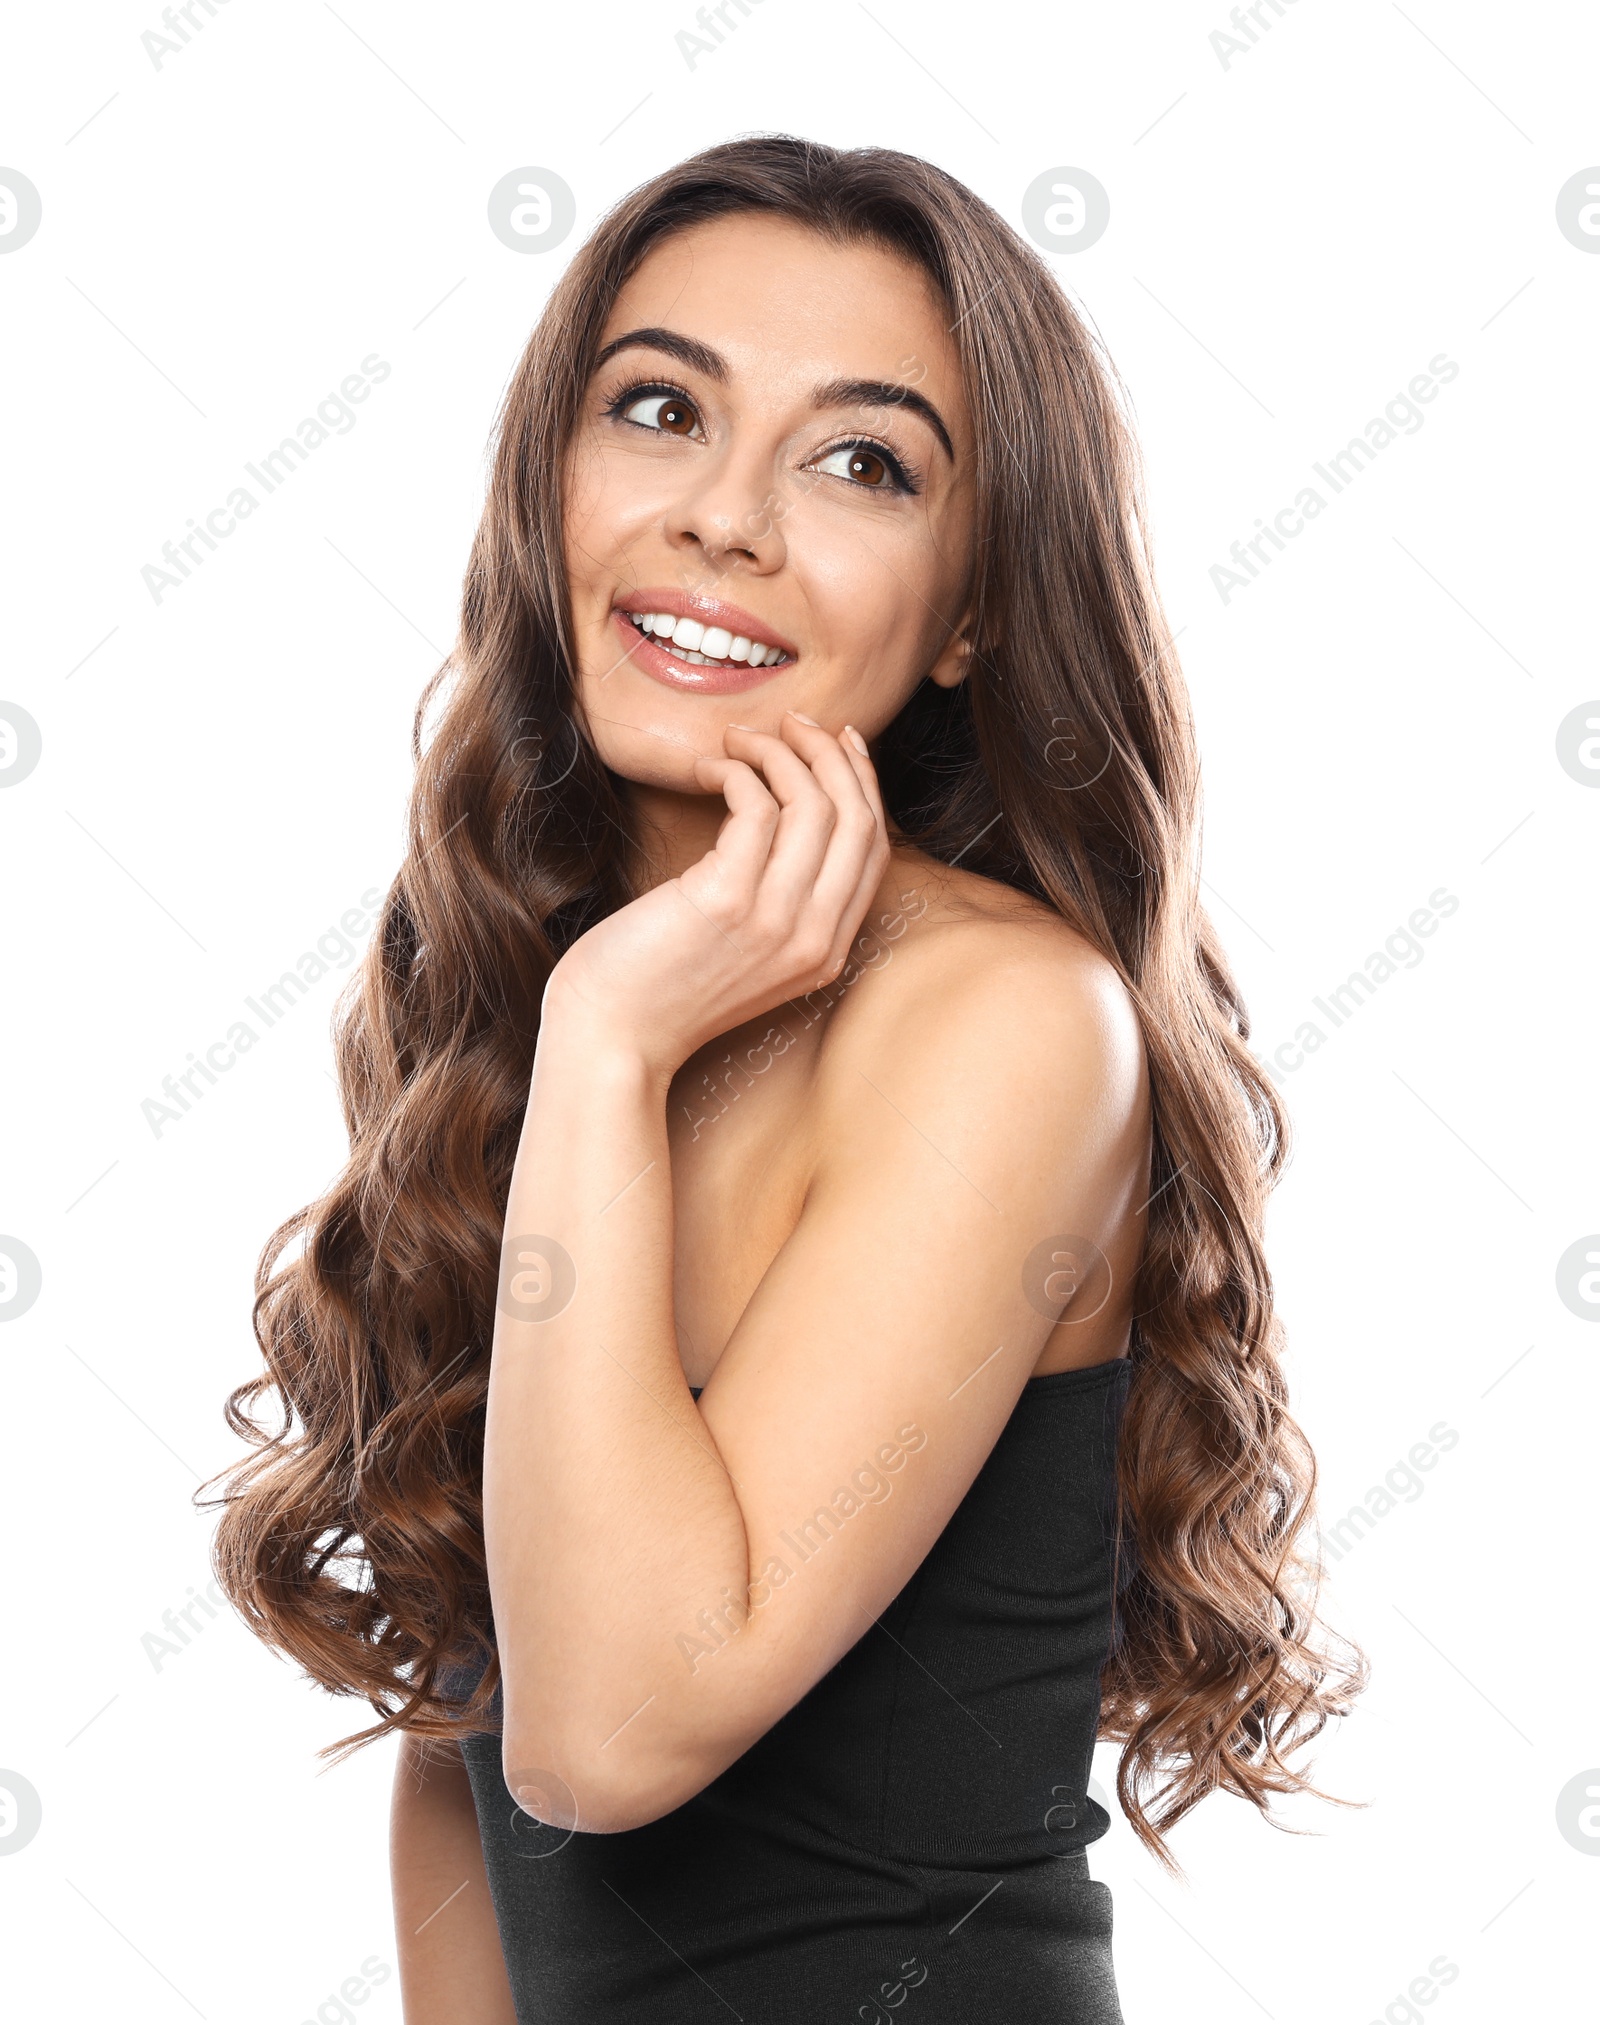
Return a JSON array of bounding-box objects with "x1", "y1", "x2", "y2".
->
[{"x1": 209, "y1": 136, "x2": 1366, "y2": 2022}]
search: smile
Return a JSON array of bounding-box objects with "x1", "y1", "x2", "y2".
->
[
  {"x1": 623, "y1": 609, "x2": 790, "y2": 668},
  {"x1": 610, "y1": 596, "x2": 798, "y2": 696}
]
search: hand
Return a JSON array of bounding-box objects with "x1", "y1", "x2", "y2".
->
[{"x1": 544, "y1": 713, "x2": 892, "y2": 1079}]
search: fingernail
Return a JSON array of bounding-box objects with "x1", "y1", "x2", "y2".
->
[
  {"x1": 787, "y1": 710, "x2": 820, "y2": 727},
  {"x1": 844, "y1": 725, "x2": 869, "y2": 755}
]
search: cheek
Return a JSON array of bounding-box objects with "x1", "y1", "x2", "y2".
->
[
  {"x1": 563, "y1": 444, "x2": 667, "y2": 564},
  {"x1": 797, "y1": 515, "x2": 952, "y2": 669}
]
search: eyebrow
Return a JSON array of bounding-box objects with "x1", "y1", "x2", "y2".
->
[{"x1": 591, "y1": 326, "x2": 955, "y2": 465}]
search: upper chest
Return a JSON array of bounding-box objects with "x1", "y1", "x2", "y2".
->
[{"x1": 664, "y1": 1009, "x2": 830, "y2": 1385}]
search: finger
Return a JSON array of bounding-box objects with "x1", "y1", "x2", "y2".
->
[
  {"x1": 807, "y1": 726, "x2": 894, "y2": 981},
  {"x1": 779, "y1": 713, "x2": 885, "y2": 829},
  {"x1": 688, "y1": 754, "x2": 781, "y2": 900},
  {"x1": 836, "y1": 724, "x2": 889, "y2": 834},
  {"x1": 715, "y1": 724, "x2": 841, "y2": 913},
  {"x1": 819, "y1": 825, "x2": 895, "y2": 984},
  {"x1": 771, "y1": 716, "x2": 885, "y2": 934}
]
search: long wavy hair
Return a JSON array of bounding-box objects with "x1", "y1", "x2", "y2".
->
[{"x1": 204, "y1": 134, "x2": 1366, "y2": 1872}]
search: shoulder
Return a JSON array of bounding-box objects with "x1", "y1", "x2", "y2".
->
[
  {"x1": 838, "y1": 846, "x2": 1142, "y2": 1061},
  {"x1": 809, "y1": 848, "x2": 1147, "y2": 1152}
]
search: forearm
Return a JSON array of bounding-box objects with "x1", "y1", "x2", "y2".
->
[
  {"x1": 482, "y1": 993, "x2": 754, "y2": 1824},
  {"x1": 390, "y1": 1736, "x2": 518, "y2": 2024}
]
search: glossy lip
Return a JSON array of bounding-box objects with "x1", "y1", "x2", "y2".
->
[
  {"x1": 614, "y1": 586, "x2": 798, "y2": 658},
  {"x1": 611, "y1": 588, "x2": 799, "y2": 696},
  {"x1": 612, "y1": 607, "x2": 791, "y2": 694}
]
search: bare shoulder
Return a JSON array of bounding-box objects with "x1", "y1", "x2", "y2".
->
[
  {"x1": 811, "y1": 846, "x2": 1147, "y2": 1134},
  {"x1": 838, "y1": 845, "x2": 1141, "y2": 1052}
]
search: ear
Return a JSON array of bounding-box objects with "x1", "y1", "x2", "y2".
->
[{"x1": 926, "y1": 610, "x2": 977, "y2": 691}]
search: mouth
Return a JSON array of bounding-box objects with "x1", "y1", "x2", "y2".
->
[{"x1": 610, "y1": 590, "x2": 797, "y2": 695}]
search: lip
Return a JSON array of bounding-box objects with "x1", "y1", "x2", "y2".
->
[
  {"x1": 611, "y1": 590, "x2": 798, "y2": 696},
  {"x1": 615, "y1": 587, "x2": 797, "y2": 657}
]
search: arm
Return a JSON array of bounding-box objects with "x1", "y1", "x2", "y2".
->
[
  {"x1": 483, "y1": 717, "x2": 1147, "y2": 1833},
  {"x1": 390, "y1": 1734, "x2": 518, "y2": 2024}
]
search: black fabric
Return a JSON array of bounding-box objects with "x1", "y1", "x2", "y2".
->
[{"x1": 447, "y1": 1355, "x2": 1131, "y2": 2022}]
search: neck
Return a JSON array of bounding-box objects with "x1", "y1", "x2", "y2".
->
[{"x1": 623, "y1": 784, "x2": 729, "y2": 890}]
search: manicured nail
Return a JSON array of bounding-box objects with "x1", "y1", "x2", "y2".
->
[
  {"x1": 844, "y1": 725, "x2": 869, "y2": 755},
  {"x1": 787, "y1": 710, "x2": 820, "y2": 727}
]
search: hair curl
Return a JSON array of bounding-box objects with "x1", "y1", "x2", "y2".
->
[{"x1": 204, "y1": 134, "x2": 1367, "y2": 1874}]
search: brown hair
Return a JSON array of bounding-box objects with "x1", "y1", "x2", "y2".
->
[{"x1": 204, "y1": 134, "x2": 1366, "y2": 1873}]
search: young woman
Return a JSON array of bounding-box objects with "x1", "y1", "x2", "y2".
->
[{"x1": 209, "y1": 137, "x2": 1365, "y2": 2022}]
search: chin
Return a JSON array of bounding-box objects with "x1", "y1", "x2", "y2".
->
[{"x1": 580, "y1": 706, "x2": 722, "y2": 794}]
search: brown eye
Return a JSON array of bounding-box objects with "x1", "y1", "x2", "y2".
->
[
  {"x1": 813, "y1": 442, "x2": 910, "y2": 491},
  {"x1": 618, "y1": 389, "x2": 701, "y2": 436}
]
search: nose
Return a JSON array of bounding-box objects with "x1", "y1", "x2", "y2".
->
[{"x1": 661, "y1": 438, "x2": 788, "y2": 580}]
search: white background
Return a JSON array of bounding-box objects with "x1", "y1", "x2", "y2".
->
[{"x1": 2, "y1": 1, "x2": 1595, "y2": 2019}]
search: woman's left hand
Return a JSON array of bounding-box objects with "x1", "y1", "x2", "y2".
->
[{"x1": 543, "y1": 713, "x2": 892, "y2": 1078}]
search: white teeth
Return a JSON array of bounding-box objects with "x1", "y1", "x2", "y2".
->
[{"x1": 625, "y1": 610, "x2": 787, "y2": 667}]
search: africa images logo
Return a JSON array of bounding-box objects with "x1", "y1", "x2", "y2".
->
[{"x1": 1210, "y1": 353, "x2": 1460, "y2": 604}]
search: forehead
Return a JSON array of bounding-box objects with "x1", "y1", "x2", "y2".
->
[{"x1": 599, "y1": 213, "x2": 966, "y2": 433}]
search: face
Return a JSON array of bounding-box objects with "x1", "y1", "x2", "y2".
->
[{"x1": 561, "y1": 212, "x2": 977, "y2": 797}]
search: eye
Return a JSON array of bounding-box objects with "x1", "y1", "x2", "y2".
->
[
  {"x1": 608, "y1": 382, "x2": 703, "y2": 437},
  {"x1": 811, "y1": 441, "x2": 917, "y2": 493}
]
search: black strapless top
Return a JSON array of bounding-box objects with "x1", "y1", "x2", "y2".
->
[{"x1": 445, "y1": 1355, "x2": 1131, "y2": 2023}]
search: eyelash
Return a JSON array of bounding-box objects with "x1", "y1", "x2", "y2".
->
[{"x1": 600, "y1": 377, "x2": 923, "y2": 496}]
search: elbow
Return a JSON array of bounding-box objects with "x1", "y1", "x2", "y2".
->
[
  {"x1": 496, "y1": 1646, "x2": 758, "y2": 1833},
  {"x1": 499, "y1": 1731, "x2": 704, "y2": 1839}
]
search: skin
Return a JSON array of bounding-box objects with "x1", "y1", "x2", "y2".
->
[
  {"x1": 564, "y1": 211, "x2": 978, "y2": 813},
  {"x1": 395, "y1": 213, "x2": 1151, "y2": 2016},
  {"x1": 391, "y1": 1737, "x2": 517, "y2": 2022}
]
